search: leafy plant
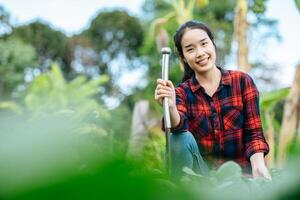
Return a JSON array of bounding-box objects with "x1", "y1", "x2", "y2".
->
[{"x1": 0, "y1": 37, "x2": 37, "y2": 95}]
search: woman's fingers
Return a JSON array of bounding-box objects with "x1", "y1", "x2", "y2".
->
[
  {"x1": 155, "y1": 86, "x2": 173, "y2": 99},
  {"x1": 261, "y1": 168, "x2": 272, "y2": 180},
  {"x1": 155, "y1": 79, "x2": 176, "y2": 107},
  {"x1": 155, "y1": 88, "x2": 172, "y2": 100},
  {"x1": 156, "y1": 92, "x2": 173, "y2": 99},
  {"x1": 157, "y1": 79, "x2": 175, "y2": 88},
  {"x1": 252, "y1": 166, "x2": 272, "y2": 180},
  {"x1": 156, "y1": 86, "x2": 172, "y2": 93},
  {"x1": 156, "y1": 78, "x2": 166, "y2": 85},
  {"x1": 156, "y1": 79, "x2": 174, "y2": 91},
  {"x1": 166, "y1": 80, "x2": 175, "y2": 89}
]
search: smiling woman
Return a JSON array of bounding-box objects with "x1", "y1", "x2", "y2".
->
[
  {"x1": 181, "y1": 29, "x2": 217, "y2": 74},
  {"x1": 155, "y1": 20, "x2": 271, "y2": 181}
]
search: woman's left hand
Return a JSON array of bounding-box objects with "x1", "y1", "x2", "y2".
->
[
  {"x1": 252, "y1": 163, "x2": 272, "y2": 180},
  {"x1": 250, "y1": 153, "x2": 272, "y2": 180}
]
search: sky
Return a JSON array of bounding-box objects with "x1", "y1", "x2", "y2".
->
[
  {"x1": 0, "y1": 0, "x2": 299, "y2": 89},
  {"x1": 261, "y1": 0, "x2": 300, "y2": 87},
  {"x1": 0, "y1": 0, "x2": 143, "y2": 35}
]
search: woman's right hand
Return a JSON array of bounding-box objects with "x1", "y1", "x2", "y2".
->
[{"x1": 154, "y1": 79, "x2": 176, "y2": 109}]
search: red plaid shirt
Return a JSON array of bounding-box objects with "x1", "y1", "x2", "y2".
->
[{"x1": 171, "y1": 67, "x2": 269, "y2": 171}]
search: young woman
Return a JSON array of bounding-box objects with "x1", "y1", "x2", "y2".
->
[{"x1": 154, "y1": 20, "x2": 271, "y2": 180}]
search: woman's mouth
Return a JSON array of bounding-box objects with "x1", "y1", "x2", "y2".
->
[{"x1": 196, "y1": 57, "x2": 209, "y2": 66}]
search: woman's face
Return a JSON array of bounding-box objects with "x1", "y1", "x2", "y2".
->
[{"x1": 181, "y1": 28, "x2": 216, "y2": 74}]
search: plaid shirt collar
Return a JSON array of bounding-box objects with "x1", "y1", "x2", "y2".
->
[{"x1": 189, "y1": 67, "x2": 232, "y2": 93}]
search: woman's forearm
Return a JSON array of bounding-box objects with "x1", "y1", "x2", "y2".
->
[
  {"x1": 250, "y1": 152, "x2": 265, "y2": 167},
  {"x1": 169, "y1": 105, "x2": 180, "y2": 128}
]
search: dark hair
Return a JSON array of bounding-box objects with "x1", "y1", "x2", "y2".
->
[{"x1": 173, "y1": 20, "x2": 217, "y2": 82}]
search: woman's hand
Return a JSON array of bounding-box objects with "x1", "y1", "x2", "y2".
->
[
  {"x1": 154, "y1": 79, "x2": 176, "y2": 109},
  {"x1": 154, "y1": 79, "x2": 181, "y2": 128},
  {"x1": 250, "y1": 153, "x2": 272, "y2": 180}
]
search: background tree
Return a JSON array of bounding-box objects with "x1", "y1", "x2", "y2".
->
[
  {"x1": 74, "y1": 10, "x2": 144, "y2": 104},
  {"x1": 234, "y1": 0, "x2": 250, "y2": 72},
  {"x1": 9, "y1": 22, "x2": 72, "y2": 73},
  {"x1": 246, "y1": 0, "x2": 281, "y2": 90},
  {"x1": 0, "y1": 5, "x2": 11, "y2": 35},
  {"x1": 277, "y1": 63, "x2": 300, "y2": 167},
  {"x1": 0, "y1": 38, "x2": 37, "y2": 97}
]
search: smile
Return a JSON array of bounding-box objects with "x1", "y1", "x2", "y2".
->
[{"x1": 196, "y1": 57, "x2": 209, "y2": 66}]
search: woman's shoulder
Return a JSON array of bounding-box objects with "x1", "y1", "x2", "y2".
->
[
  {"x1": 224, "y1": 69, "x2": 257, "y2": 91},
  {"x1": 225, "y1": 69, "x2": 253, "y2": 81}
]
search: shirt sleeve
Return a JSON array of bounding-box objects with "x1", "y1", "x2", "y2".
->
[
  {"x1": 242, "y1": 74, "x2": 269, "y2": 159},
  {"x1": 161, "y1": 86, "x2": 188, "y2": 133}
]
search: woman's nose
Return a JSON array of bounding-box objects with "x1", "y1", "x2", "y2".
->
[{"x1": 196, "y1": 47, "x2": 205, "y2": 58}]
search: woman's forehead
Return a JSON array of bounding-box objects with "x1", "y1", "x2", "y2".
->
[{"x1": 181, "y1": 29, "x2": 209, "y2": 46}]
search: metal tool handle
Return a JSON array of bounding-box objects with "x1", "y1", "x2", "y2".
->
[
  {"x1": 161, "y1": 47, "x2": 171, "y2": 129},
  {"x1": 161, "y1": 47, "x2": 172, "y2": 177}
]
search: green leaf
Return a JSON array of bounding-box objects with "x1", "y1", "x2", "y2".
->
[
  {"x1": 49, "y1": 63, "x2": 66, "y2": 90},
  {"x1": 182, "y1": 166, "x2": 203, "y2": 177},
  {"x1": 260, "y1": 88, "x2": 289, "y2": 111},
  {"x1": 215, "y1": 161, "x2": 242, "y2": 181},
  {"x1": 0, "y1": 101, "x2": 23, "y2": 114},
  {"x1": 295, "y1": 0, "x2": 300, "y2": 11}
]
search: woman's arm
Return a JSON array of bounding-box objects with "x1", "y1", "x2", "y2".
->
[
  {"x1": 250, "y1": 152, "x2": 272, "y2": 180},
  {"x1": 169, "y1": 104, "x2": 180, "y2": 128},
  {"x1": 241, "y1": 74, "x2": 271, "y2": 179}
]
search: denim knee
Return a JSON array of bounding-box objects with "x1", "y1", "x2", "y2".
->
[
  {"x1": 168, "y1": 131, "x2": 209, "y2": 177},
  {"x1": 170, "y1": 131, "x2": 198, "y2": 152}
]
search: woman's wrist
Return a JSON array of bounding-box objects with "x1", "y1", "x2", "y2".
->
[
  {"x1": 169, "y1": 106, "x2": 180, "y2": 128},
  {"x1": 250, "y1": 152, "x2": 265, "y2": 168}
]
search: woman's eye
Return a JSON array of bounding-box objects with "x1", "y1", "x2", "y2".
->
[
  {"x1": 202, "y1": 42, "x2": 208, "y2": 46},
  {"x1": 187, "y1": 48, "x2": 194, "y2": 52}
]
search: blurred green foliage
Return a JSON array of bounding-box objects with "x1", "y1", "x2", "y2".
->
[
  {"x1": 143, "y1": 127, "x2": 166, "y2": 170},
  {"x1": 0, "y1": 37, "x2": 37, "y2": 96},
  {"x1": 0, "y1": 64, "x2": 114, "y2": 198},
  {"x1": 260, "y1": 88, "x2": 289, "y2": 134},
  {"x1": 21, "y1": 64, "x2": 109, "y2": 119},
  {"x1": 295, "y1": 0, "x2": 300, "y2": 11}
]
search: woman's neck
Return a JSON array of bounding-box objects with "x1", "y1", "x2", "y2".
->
[{"x1": 195, "y1": 66, "x2": 221, "y2": 86}]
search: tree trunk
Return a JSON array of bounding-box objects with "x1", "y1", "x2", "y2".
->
[
  {"x1": 277, "y1": 63, "x2": 300, "y2": 167},
  {"x1": 265, "y1": 111, "x2": 275, "y2": 167},
  {"x1": 234, "y1": 0, "x2": 251, "y2": 72},
  {"x1": 127, "y1": 100, "x2": 160, "y2": 158}
]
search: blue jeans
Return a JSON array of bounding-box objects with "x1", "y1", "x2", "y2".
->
[{"x1": 166, "y1": 131, "x2": 209, "y2": 180}]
